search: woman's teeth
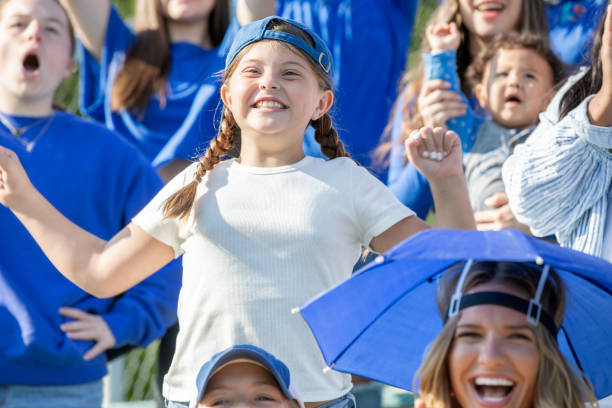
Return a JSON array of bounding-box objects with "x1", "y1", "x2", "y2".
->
[
  {"x1": 475, "y1": 377, "x2": 513, "y2": 386},
  {"x1": 474, "y1": 377, "x2": 514, "y2": 402},
  {"x1": 256, "y1": 100, "x2": 284, "y2": 108}
]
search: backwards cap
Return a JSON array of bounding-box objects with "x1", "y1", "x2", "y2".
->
[
  {"x1": 193, "y1": 344, "x2": 304, "y2": 408},
  {"x1": 225, "y1": 16, "x2": 333, "y2": 77}
]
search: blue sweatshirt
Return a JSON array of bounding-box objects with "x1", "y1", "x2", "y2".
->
[
  {"x1": 78, "y1": 6, "x2": 238, "y2": 168},
  {"x1": 0, "y1": 111, "x2": 180, "y2": 385}
]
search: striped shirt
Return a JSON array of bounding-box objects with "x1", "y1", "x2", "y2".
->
[{"x1": 502, "y1": 71, "x2": 612, "y2": 258}]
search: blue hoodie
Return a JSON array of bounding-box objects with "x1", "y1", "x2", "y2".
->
[{"x1": 0, "y1": 111, "x2": 181, "y2": 385}]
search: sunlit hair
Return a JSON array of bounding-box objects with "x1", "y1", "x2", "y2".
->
[
  {"x1": 0, "y1": 0, "x2": 76, "y2": 53},
  {"x1": 161, "y1": 18, "x2": 353, "y2": 221},
  {"x1": 465, "y1": 31, "x2": 566, "y2": 91},
  {"x1": 373, "y1": 0, "x2": 548, "y2": 167},
  {"x1": 110, "y1": 0, "x2": 229, "y2": 115},
  {"x1": 415, "y1": 261, "x2": 596, "y2": 408},
  {"x1": 559, "y1": 5, "x2": 609, "y2": 119}
]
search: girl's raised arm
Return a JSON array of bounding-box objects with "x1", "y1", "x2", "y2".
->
[
  {"x1": 370, "y1": 127, "x2": 475, "y2": 253},
  {"x1": 588, "y1": 4, "x2": 612, "y2": 126},
  {"x1": 0, "y1": 146, "x2": 174, "y2": 298},
  {"x1": 58, "y1": 0, "x2": 110, "y2": 61},
  {"x1": 236, "y1": 0, "x2": 276, "y2": 26}
]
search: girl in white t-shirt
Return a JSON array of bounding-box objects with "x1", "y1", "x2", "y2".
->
[{"x1": 0, "y1": 16, "x2": 475, "y2": 408}]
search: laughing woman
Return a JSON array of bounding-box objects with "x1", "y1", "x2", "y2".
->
[{"x1": 414, "y1": 261, "x2": 597, "y2": 408}]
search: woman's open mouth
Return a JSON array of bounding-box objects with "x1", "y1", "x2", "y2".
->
[{"x1": 472, "y1": 377, "x2": 515, "y2": 406}]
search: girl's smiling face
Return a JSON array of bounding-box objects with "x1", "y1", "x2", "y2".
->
[
  {"x1": 0, "y1": 0, "x2": 74, "y2": 107},
  {"x1": 221, "y1": 40, "x2": 332, "y2": 154},
  {"x1": 449, "y1": 282, "x2": 540, "y2": 408},
  {"x1": 459, "y1": 0, "x2": 523, "y2": 41}
]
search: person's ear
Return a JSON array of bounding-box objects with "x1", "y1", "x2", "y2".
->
[
  {"x1": 474, "y1": 83, "x2": 487, "y2": 107},
  {"x1": 311, "y1": 89, "x2": 333, "y2": 121},
  {"x1": 220, "y1": 83, "x2": 232, "y2": 108}
]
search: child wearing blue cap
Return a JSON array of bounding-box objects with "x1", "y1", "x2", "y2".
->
[
  {"x1": 0, "y1": 15, "x2": 475, "y2": 408},
  {"x1": 192, "y1": 345, "x2": 303, "y2": 408}
]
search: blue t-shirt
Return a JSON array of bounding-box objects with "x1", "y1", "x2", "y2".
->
[
  {"x1": 78, "y1": 7, "x2": 237, "y2": 168},
  {"x1": 0, "y1": 111, "x2": 181, "y2": 385},
  {"x1": 277, "y1": 0, "x2": 418, "y2": 177}
]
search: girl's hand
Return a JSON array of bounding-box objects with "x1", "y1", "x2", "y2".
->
[
  {"x1": 405, "y1": 126, "x2": 463, "y2": 183},
  {"x1": 426, "y1": 23, "x2": 461, "y2": 53},
  {"x1": 417, "y1": 80, "x2": 467, "y2": 128},
  {"x1": 0, "y1": 146, "x2": 36, "y2": 211},
  {"x1": 59, "y1": 307, "x2": 117, "y2": 361}
]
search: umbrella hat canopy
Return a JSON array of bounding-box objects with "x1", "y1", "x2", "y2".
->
[{"x1": 298, "y1": 229, "x2": 612, "y2": 399}]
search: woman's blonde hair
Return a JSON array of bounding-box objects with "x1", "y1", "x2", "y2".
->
[
  {"x1": 110, "y1": 0, "x2": 229, "y2": 115},
  {"x1": 415, "y1": 261, "x2": 597, "y2": 408},
  {"x1": 161, "y1": 18, "x2": 353, "y2": 221},
  {"x1": 374, "y1": 0, "x2": 548, "y2": 165}
]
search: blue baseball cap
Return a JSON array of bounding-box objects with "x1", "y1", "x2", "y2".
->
[
  {"x1": 225, "y1": 16, "x2": 333, "y2": 77},
  {"x1": 193, "y1": 344, "x2": 304, "y2": 408}
]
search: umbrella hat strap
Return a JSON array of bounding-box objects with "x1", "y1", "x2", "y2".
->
[{"x1": 443, "y1": 291, "x2": 559, "y2": 337}]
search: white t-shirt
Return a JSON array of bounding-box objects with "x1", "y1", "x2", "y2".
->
[{"x1": 133, "y1": 156, "x2": 414, "y2": 402}]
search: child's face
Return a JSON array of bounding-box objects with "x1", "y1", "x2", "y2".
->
[
  {"x1": 0, "y1": 0, "x2": 73, "y2": 106},
  {"x1": 476, "y1": 48, "x2": 554, "y2": 130},
  {"x1": 221, "y1": 41, "x2": 333, "y2": 148},
  {"x1": 198, "y1": 362, "x2": 294, "y2": 408}
]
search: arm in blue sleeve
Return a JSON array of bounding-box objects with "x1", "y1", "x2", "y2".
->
[
  {"x1": 423, "y1": 50, "x2": 480, "y2": 152},
  {"x1": 78, "y1": 6, "x2": 136, "y2": 121},
  {"x1": 386, "y1": 91, "x2": 434, "y2": 219},
  {"x1": 100, "y1": 160, "x2": 180, "y2": 348}
]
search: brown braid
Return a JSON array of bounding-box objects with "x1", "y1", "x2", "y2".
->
[
  {"x1": 310, "y1": 113, "x2": 356, "y2": 163},
  {"x1": 161, "y1": 107, "x2": 239, "y2": 220}
]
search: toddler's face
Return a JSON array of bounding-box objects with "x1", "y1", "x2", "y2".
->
[
  {"x1": 198, "y1": 362, "x2": 294, "y2": 408},
  {"x1": 477, "y1": 48, "x2": 554, "y2": 130}
]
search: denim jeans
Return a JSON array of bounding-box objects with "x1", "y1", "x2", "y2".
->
[
  {"x1": 166, "y1": 393, "x2": 356, "y2": 408},
  {"x1": 0, "y1": 380, "x2": 103, "y2": 408}
]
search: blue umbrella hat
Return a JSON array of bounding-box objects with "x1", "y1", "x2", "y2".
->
[{"x1": 296, "y1": 229, "x2": 612, "y2": 400}]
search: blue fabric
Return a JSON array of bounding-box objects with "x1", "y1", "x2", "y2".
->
[
  {"x1": 547, "y1": 0, "x2": 608, "y2": 66},
  {"x1": 0, "y1": 111, "x2": 180, "y2": 385},
  {"x1": 0, "y1": 380, "x2": 103, "y2": 408},
  {"x1": 277, "y1": 0, "x2": 419, "y2": 177},
  {"x1": 78, "y1": 6, "x2": 238, "y2": 168},
  {"x1": 300, "y1": 229, "x2": 612, "y2": 399}
]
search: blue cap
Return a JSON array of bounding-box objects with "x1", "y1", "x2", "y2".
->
[
  {"x1": 193, "y1": 344, "x2": 304, "y2": 408},
  {"x1": 225, "y1": 16, "x2": 333, "y2": 77}
]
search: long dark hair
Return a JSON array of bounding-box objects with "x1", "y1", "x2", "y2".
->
[
  {"x1": 558, "y1": 6, "x2": 609, "y2": 119},
  {"x1": 111, "y1": 0, "x2": 230, "y2": 116}
]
